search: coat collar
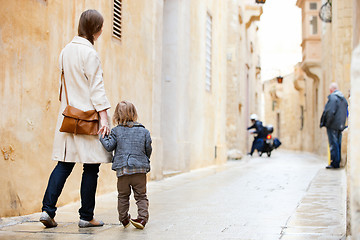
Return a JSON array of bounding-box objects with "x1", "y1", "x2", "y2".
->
[
  {"x1": 71, "y1": 36, "x2": 94, "y2": 49},
  {"x1": 118, "y1": 122, "x2": 145, "y2": 128}
]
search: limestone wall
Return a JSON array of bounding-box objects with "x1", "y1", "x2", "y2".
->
[
  {"x1": 0, "y1": 0, "x2": 165, "y2": 217},
  {"x1": 225, "y1": 1, "x2": 262, "y2": 155},
  {"x1": 286, "y1": 0, "x2": 352, "y2": 157},
  {"x1": 160, "y1": 0, "x2": 228, "y2": 173},
  {"x1": 349, "y1": 0, "x2": 360, "y2": 237},
  {"x1": 350, "y1": 41, "x2": 360, "y2": 239},
  {"x1": 320, "y1": 0, "x2": 352, "y2": 161},
  {"x1": 262, "y1": 73, "x2": 306, "y2": 151},
  {"x1": 226, "y1": 0, "x2": 247, "y2": 152},
  {"x1": 0, "y1": 0, "x2": 233, "y2": 217}
]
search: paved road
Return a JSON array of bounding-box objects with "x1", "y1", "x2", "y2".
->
[{"x1": 0, "y1": 150, "x2": 346, "y2": 240}]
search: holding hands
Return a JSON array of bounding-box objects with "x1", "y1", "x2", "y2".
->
[{"x1": 98, "y1": 110, "x2": 110, "y2": 138}]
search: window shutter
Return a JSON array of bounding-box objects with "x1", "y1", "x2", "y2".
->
[
  {"x1": 113, "y1": 0, "x2": 122, "y2": 40},
  {"x1": 205, "y1": 13, "x2": 212, "y2": 91}
]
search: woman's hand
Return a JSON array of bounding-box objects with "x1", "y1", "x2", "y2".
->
[{"x1": 98, "y1": 110, "x2": 110, "y2": 138}]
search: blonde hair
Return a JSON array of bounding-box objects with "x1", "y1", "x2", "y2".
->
[{"x1": 113, "y1": 101, "x2": 138, "y2": 127}]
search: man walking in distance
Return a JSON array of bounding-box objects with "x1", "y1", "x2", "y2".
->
[{"x1": 320, "y1": 82, "x2": 348, "y2": 169}]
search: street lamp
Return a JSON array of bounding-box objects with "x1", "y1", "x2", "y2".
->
[
  {"x1": 319, "y1": 0, "x2": 332, "y2": 23},
  {"x1": 276, "y1": 76, "x2": 283, "y2": 84},
  {"x1": 256, "y1": 0, "x2": 266, "y2": 3}
]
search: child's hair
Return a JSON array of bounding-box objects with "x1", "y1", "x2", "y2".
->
[{"x1": 113, "y1": 101, "x2": 138, "y2": 127}]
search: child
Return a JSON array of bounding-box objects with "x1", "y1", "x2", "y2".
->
[{"x1": 100, "y1": 101, "x2": 152, "y2": 229}]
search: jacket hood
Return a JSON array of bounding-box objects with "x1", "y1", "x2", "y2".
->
[{"x1": 331, "y1": 90, "x2": 345, "y2": 100}]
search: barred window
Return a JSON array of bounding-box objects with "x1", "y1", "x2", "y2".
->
[
  {"x1": 205, "y1": 13, "x2": 212, "y2": 92},
  {"x1": 113, "y1": 0, "x2": 122, "y2": 40},
  {"x1": 310, "y1": 15, "x2": 318, "y2": 35},
  {"x1": 310, "y1": 2, "x2": 317, "y2": 10}
]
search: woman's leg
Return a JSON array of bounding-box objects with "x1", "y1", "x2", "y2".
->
[
  {"x1": 42, "y1": 161, "x2": 75, "y2": 218},
  {"x1": 79, "y1": 163, "x2": 100, "y2": 221}
]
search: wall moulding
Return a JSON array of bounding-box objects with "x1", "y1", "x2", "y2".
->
[
  {"x1": 245, "y1": 6, "x2": 263, "y2": 29},
  {"x1": 294, "y1": 63, "x2": 305, "y2": 91},
  {"x1": 301, "y1": 62, "x2": 321, "y2": 86}
]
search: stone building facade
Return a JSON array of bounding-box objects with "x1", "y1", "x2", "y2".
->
[
  {"x1": 349, "y1": 0, "x2": 360, "y2": 237},
  {"x1": 311, "y1": 1, "x2": 354, "y2": 234},
  {"x1": 320, "y1": 0, "x2": 352, "y2": 164},
  {"x1": 262, "y1": 0, "x2": 358, "y2": 236},
  {"x1": 0, "y1": 0, "x2": 262, "y2": 217},
  {"x1": 262, "y1": 0, "x2": 326, "y2": 154},
  {"x1": 226, "y1": 1, "x2": 262, "y2": 156},
  {"x1": 0, "y1": 0, "x2": 165, "y2": 218},
  {"x1": 262, "y1": 69, "x2": 305, "y2": 151},
  {"x1": 263, "y1": 0, "x2": 352, "y2": 156},
  {"x1": 295, "y1": 0, "x2": 328, "y2": 155}
]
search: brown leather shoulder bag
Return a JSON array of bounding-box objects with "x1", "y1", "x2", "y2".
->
[{"x1": 59, "y1": 57, "x2": 99, "y2": 135}]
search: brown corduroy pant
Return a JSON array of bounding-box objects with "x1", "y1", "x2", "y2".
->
[{"x1": 117, "y1": 173, "x2": 149, "y2": 222}]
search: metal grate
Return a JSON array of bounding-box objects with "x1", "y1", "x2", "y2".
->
[
  {"x1": 205, "y1": 13, "x2": 212, "y2": 92},
  {"x1": 113, "y1": 0, "x2": 122, "y2": 39},
  {"x1": 310, "y1": 2, "x2": 317, "y2": 10}
]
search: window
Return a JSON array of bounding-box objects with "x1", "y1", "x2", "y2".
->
[
  {"x1": 277, "y1": 113, "x2": 281, "y2": 138},
  {"x1": 205, "y1": 13, "x2": 212, "y2": 91},
  {"x1": 310, "y1": 2, "x2": 317, "y2": 10},
  {"x1": 113, "y1": 0, "x2": 122, "y2": 40},
  {"x1": 272, "y1": 100, "x2": 277, "y2": 111},
  {"x1": 300, "y1": 105, "x2": 304, "y2": 130},
  {"x1": 310, "y1": 15, "x2": 318, "y2": 35}
]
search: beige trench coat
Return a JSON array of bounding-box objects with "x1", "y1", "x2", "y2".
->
[{"x1": 52, "y1": 36, "x2": 112, "y2": 164}]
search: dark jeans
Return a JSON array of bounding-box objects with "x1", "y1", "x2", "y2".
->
[
  {"x1": 250, "y1": 137, "x2": 263, "y2": 155},
  {"x1": 326, "y1": 128, "x2": 342, "y2": 168},
  {"x1": 42, "y1": 161, "x2": 100, "y2": 221}
]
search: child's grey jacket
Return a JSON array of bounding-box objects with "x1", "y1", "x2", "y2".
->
[{"x1": 100, "y1": 122, "x2": 152, "y2": 172}]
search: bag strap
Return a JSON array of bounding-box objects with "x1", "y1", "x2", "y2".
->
[{"x1": 59, "y1": 53, "x2": 69, "y2": 105}]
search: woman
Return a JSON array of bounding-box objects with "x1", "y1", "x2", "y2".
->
[{"x1": 40, "y1": 9, "x2": 112, "y2": 228}]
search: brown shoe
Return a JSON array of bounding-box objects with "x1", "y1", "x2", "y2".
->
[
  {"x1": 121, "y1": 214, "x2": 130, "y2": 228},
  {"x1": 130, "y1": 218, "x2": 146, "y2": 229},
  {"x1": 39, "y1": 211, "x2": 58, "y2": 228}
]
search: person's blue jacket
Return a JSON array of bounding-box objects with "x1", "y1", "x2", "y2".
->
[
  {"x1": 100, "y1": 122, "x2": 152, "y2": 172},
  {"x1": 320, "y1": 90, "x2": 348, "y2": 131},
  {"x1": 247, "y1": 120, "x2": 266, "y2": 138}
]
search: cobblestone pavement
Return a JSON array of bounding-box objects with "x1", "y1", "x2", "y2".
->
[{"x1": 0, "y1": 150, "x2": 346, "y2": 240}]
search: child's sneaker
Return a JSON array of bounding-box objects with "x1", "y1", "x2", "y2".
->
[
  {"x1": 121, "y1": 214, "x2": 130, "y2": 228},
  {"x1": 130, "y1": 218, "x2": 146, "y2": 229}
]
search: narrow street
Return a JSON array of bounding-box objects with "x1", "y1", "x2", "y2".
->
[{"x1": 0, "y1": 151, "x2": 346, "y2": 240}]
